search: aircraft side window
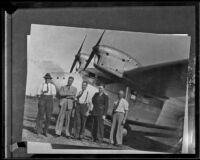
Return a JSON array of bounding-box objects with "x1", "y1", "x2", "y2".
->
[
  {"x1": 57, "y1": 77, "x2": 59, "y2": 79},
  {"x1": 63, "y1": 77, "x2": 65, "y2": 79}
]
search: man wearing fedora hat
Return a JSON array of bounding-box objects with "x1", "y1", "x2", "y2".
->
[{"x1": 36, "y1": 73, "x2": 57, "y2": 136}]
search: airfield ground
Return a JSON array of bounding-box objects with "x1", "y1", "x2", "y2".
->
[
  {"x1": 22, "y1": 97, "x2": 129, "y2": 149},
  {"x1": 22, "y1": 97, "x2": 177, "y2": 152}
]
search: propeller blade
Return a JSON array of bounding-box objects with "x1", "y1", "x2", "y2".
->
[
  {"x1": 70, "y1": 59, "x2": 77, "y2": 73},
  {"x1": 84, "y1": 50, "x2": 95, "y2": 70},
  {"x1": 77, "y1": 35, "x2": 87, "y2": 57},
  {"x1": 95, "y1": 30, "x2": 105, "y2": 47},
  {"x1": 70, "y1": 35, "x2": 87, "y2": 73},
  {"x1": 84, "y1": 30, "x2": 105, "y2": 70}
]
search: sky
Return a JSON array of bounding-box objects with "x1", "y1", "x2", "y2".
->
[{"x1": 26, "y1": 24, "x2": 191, "y2": 96}]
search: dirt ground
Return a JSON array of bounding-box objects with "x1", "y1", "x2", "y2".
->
[
  {"x1": 22, "y1": 97, "x2": 131, "y2": 149},
  {"x1": 22, "y1": 97, "x2": 177, "y2": 152}
]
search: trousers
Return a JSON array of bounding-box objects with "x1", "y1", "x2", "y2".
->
[
  {"x1": 92, "y1": 115, "x2": 104, "y2": 142},
  {"x1": 55, "y1": 105, "x2": 72, "y2": 136},
  {"x1": 74, "y1": 103, "x2": 88, "y2": 139},
  {"x1": 109, "y1": 112, "x2": 124, "y2": 145},
  {"x1": 36, "y1": 95, "x2": 53, "y2": 134}
]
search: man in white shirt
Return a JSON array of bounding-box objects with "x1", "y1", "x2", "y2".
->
[
  {"x1": 109, "y1": 90, "x2": 129, "y2": 146},
  {"x1": 36, "y1": 73, "x2": 57, "y2": 136},
  {"x1": 73, "y1": 81, "x2": 92, "y2": 140}
]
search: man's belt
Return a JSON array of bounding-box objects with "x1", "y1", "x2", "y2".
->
[
  {"x1": 114, "y1": 110, "x2": 124, "y2": 114},
  {"x1": 77, "y1": 102, "x2": 88, "y2": 105},
  {"x1": 41, "y1": 95, "x2": 53, "y2": 97}
]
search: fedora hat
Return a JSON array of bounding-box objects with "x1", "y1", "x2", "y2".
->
[{"x1": 43, "y1": 73, "x2": 52, "y2": 79}]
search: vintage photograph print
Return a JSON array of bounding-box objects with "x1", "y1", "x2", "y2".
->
[{"x1": 22, "y1": 24, "x2": 192, "y2": 154}]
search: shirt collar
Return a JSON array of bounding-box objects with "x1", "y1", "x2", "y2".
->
[
  {"x1": 81, "y1": 88, "x2": 88, "y2": 93},
  {"x1": 118, "y1": 98, "x2": 124, "y2": 102},
  {"x1": 66, "y1": 84, "x2": 72, "y2": 89},
  {"x1": 98, "y1": 92, "x2": 104, "y2": 96}
]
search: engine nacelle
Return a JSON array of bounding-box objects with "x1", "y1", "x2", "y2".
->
[{"x1": 94, "y1": 45, "x2": 140, "y2": 78}]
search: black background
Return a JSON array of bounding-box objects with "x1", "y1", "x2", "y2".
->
[{"x1": 4, "y1": 1, "x2": 198, "y2": 158}]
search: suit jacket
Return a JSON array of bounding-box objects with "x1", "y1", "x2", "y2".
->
[
  {"x1": 91, "y1": 92, "x2": 109, "y2": 116},
  {"x1": 59, "y1": 85, "x2": 77, "y2": 110}
]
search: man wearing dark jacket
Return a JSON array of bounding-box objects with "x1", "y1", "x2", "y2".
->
[{"x1": 91, "y1": 84, "x2": 109, "y2": 143}]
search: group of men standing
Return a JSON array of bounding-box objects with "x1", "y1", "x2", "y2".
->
[{"x1": 36, "y1": 73, "x2": 129, "y2": 146}]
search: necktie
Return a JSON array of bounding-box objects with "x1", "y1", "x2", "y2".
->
[
  {"x1": 43, "y1": 83, "x2": 49, "y2": 93},
  {"x1": 47, "y1": 83, "x2": 49, "y2": 93},
  {"x1": 77, "y1": 90, "x2": 84, "y2": 100}
]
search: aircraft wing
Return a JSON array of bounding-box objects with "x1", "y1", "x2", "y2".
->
[
  {"x1": 123, "y1": 59, "x2": 188, "y2": 98},
  {"x1": 84, "y1": 59, "x2": 189, "y2": 98},
  {"x1": 124, "y1": 59, "x2": 188, "y2": 74},
  {"x1": 101, "y1": 31, "x2": 191, "y2": 67}
]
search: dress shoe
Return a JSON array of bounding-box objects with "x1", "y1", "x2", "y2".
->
[
  {"x1": 115, "y1": 144, "x2": 123, "y2": 147},
  {"x1": 95, "y1": 140, "x2": 102, "y2": 144},
  {"x1": 44, "y1": 132, "x2": 52, "y2": 137},
  {"x1": 54, "y1": 134, "x2": 61, "y2": 137},
  {"x1": 73, "y1": 135, "x2": 79, "y2": 140},
  {"x1": 79, "y1": 135, "x2": 85, "y2": 140},
  {"x1": 43, "y1": 132, "x2": 48, "y2": 137},
  {"x1": 37, "y1": 133, "x2": 43, "y2": 137},
  {"x1": 109, "y1": 140, "x2": 114, "y2": 145},
  {"x1": 65, "y1": 132, "x2": 71, "y2": 137},
  {"x1": 66, "y1": 135, "x2": 71, "y2": 139}
]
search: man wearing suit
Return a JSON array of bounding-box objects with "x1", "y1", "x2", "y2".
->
[
  {"x1": 36, "y1": 73, "x2": 57, "y2": 137},
  {"x1": 55, "y1": 76, "x2": 77, "y2": 137},
  {"x1": 91, "y1": 83, "x2": 109, "y2": 143}
]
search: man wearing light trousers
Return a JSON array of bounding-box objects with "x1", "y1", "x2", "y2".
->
[
  {"x1": 55, "y1": 76, "x2": 77, "y2": 138},
  {"x1": 109, "y1": 90, "x2": 129, "y2": 147}
]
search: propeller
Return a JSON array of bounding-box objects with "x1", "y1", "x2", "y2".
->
[
  {"x1": 84, "y1": 30, "x2": 105, "y2": 70},
  {"x1": 70, "y1": 35, "x2": 87, "y2": 73}
]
